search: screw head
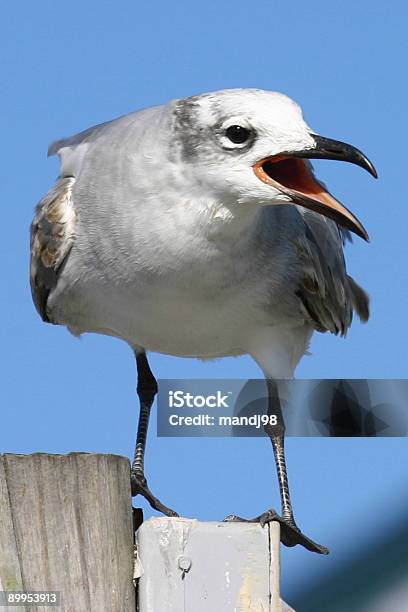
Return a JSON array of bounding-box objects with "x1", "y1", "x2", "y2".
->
[{"x1": 178, "y1": 556, "x2": 192, "y2": 572}]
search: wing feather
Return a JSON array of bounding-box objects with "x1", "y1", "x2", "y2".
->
[
  {"x1": 294, "y1": 211, "x2": 369, "y2": 335},
  {"x1": 30, "y1": 177, "x2": 76, "y2": 322}
]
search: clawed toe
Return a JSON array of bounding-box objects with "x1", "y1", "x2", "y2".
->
[
  {"x1": 224, "y1": 509, "x2": 328, "y2": 555},
  {"x1": 131, "y1": 473, "x2": 179, "y2": 517}
]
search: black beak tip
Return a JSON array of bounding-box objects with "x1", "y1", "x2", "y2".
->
[
  {"x1": 363, "y1": 155, "x2": 378, "y2": 179},
  {"x1": 369, "y1": 163, "x2": 378, "y2": 180},
  {"x1": 353, "y1": 223, "x2": 370, "y2": 243},
  {"x1": 357, "y1": 154, "x2": 378, "y2": 179}
]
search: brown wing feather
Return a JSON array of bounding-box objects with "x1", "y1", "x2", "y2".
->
[{"x1": 30, "y1": 177, "x2": 76, "y2": 322}]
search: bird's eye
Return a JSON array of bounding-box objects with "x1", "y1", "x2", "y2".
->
[{"x1": 225, "y1": 125, "x2": 251, "y2": 144}]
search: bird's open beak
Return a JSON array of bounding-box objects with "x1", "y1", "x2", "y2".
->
[{"x1": 252, "y1": 134, "x2": 377, "y2": 241}]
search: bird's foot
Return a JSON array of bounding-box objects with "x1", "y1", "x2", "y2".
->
[
  {"x1": 131, "y1": 472, "x2": 179, "y2": 517},
  {"x1": 224, "y1": 508, "x2": 328, "y2": 555}
]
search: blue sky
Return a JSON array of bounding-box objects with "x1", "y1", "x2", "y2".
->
[{"x1": 2, "y1": 0, "x2": 407, "y2": 603}]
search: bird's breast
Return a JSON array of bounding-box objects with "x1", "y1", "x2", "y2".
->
[{"x1": 49, "y1": 181, "x2": 306, "y2": 355}]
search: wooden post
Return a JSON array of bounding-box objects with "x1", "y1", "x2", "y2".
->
[
  {"x1": 0, "y1": 453, "x2": 295, "y2": 612},
  {"x1": 0, "y1": 453, "x2": 135, "y2": 612}
]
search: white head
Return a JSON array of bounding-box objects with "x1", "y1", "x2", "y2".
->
[{"x1": 171, "y1": 88, "x2": 376, "y2": 240}]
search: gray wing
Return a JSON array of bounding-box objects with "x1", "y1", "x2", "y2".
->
[
  {"x1": 30, "y1": 176, "x2": 76, "y2": 322},
  {"x1": 30, "y1": 108, "x2": 155, "y2": 322},
  {"x1": 294, "y1": 210, "x2": 369, "y2": 336},
  {"x1": 30, "y1": 122, "x2": 103, "y2": 322},
  {"x1": 47, "y1": 119, "x2": 113, "y2": 158}
]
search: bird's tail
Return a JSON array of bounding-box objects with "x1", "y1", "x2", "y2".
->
[{"x1": 347, "y1": 275, "x2": 370, "y2": 322}]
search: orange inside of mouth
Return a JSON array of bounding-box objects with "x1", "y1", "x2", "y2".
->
[
  {"x1": 252, "y1": 155, "x2": 368, "y2": 241},
  {"x1": 255, "y1": 156, "x2": 326, "y2": 198}
]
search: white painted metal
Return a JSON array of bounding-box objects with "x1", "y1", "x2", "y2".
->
[{"x1": 135, "y1": 517, "x2": 295, "y2": 612}]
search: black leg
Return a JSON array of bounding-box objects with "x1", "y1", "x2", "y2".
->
[
  {"x1": 265, "y1": 379, "x2": 296, "y2": 525},
  {"x1": 130, "y1": 350, "x2": 178, "y2": 517},
  {"x1": 225, "y1": 379, "x2": 328, "y2": 555}
]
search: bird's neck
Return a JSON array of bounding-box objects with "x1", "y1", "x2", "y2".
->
[{"x1": 195, "y1": 198, "x2": 262, "y2": 242}]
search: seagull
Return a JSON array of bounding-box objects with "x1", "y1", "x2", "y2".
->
[{"x1": 30, "y1": 88, "x2": 377, "y2": 554}]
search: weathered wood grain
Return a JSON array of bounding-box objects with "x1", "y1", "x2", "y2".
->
[{"x1": 0, "y1": 453, "x2": 135, "y2": 612}]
